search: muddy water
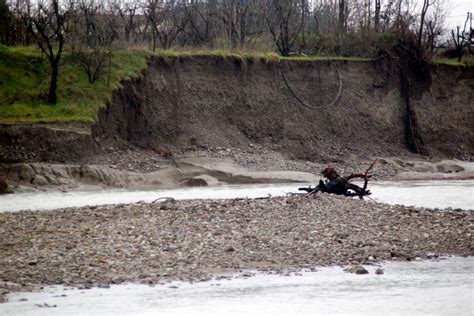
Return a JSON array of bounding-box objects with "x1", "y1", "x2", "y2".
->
[
  {"x1": 0, "y1": 180, "x2": 473, "y2": 212},
  {"x1": 1, "y1": 257, "x2": 472, "y2": 315}
]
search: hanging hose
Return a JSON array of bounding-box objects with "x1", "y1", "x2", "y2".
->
[{"x1": 280, "y1": 62, "x2": 343, "y2": 110}]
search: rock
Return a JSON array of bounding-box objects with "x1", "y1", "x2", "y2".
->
[
  {"x1": 181, "y1": 175, "x2": 220, "y2": 187},
  {"x1": 181, "y1": 173, "x2": 219, "y2": 187},
  {"x1": 345, "y1": 265, "x2": 369, "y2": 274},
  {"x1": 31, "y1": 175, "x2": 48, "y2": 186},
  {"x1": 375, "y1": 268, "x2": 384, "y2": 275},
  {"x1": 225, "y1": 246, "x2": 235, "y2": 253},
  {"x1": 0, "y1": 178, "x2": 11, "y2": 194},
  {"x1": 181, "y1": 178, "x2": 207, "y2": 187},
  {"x1": 10, "y1": 163, "x2": 35, "y2": 182},
  {"x1": 194, "y1": 175, "x2": 219, "y2": 186},
  {"x1": 0, "y1": 294, "x2": 5, "y2": 303}
]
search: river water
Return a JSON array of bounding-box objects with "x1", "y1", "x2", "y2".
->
[
  {"x1": 0, "y1": 180, "x2": 473, "y2": 212},
  {"x1": 1, "y1": 257, "x2": 472, "y2": 315},
  {"x1": 0, "y1": 180, "x2": 473, "y2": 315}
]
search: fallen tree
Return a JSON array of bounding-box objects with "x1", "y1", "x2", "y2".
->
[{"x1": 299, "y1": 161, "x2": 376, "y2": 200}]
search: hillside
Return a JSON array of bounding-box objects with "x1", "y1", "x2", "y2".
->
[
  {"x1": 0, "y1": 48, "x2": 473, "y2": 166},
  {"x1": 93, "y1": 55, "x2": 474, "y2": 161},
  {"x1": 0, "y1": 45, "x2": 148, "y2": 123}
]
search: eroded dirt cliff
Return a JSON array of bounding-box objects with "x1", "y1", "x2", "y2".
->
[
  {"x1": 0, "y1": 56, "x2": 472, "y2": 191},
  {"x1": 93, "y1": 56, "x2": 473, "y2": 162}
]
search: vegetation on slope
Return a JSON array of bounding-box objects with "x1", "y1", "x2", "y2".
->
[
  {"x1": 0, "y1": 46, "x2": 376, "y2": 123},
  {"x1": 0, "y1": 45, "x2": 471, "y2": 124},
  {"x1": 0, "y1": 45, "x2": 148, "y2": 123}
]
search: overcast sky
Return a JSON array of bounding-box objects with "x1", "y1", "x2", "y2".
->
[{"x1": 440, "y1": 0, "x2": 473, "y2": 30}]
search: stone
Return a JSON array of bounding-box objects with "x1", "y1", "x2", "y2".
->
[
  {"x1": 181, "y1": 175, "x2": 220, "y2": 187},
  {"x1": 225, "y1": 246, "x2": 235, "y2": 253},
  {"x1": 31, "y1": 175, "x2": 48, "y2": 186},
  {"x1": 0, "y1": 178, "x2": 10, "y2": 194},
  {"x1": 11, "y1": 163, "x2": 35, "y2": 182},
  {"x1": 375, "y1": 268, "x2": 384, "y2": 275},
  {"x1": 182, "y1": 178, "x2": 207, "y2": 187},
  {"x1": 345, "y1": 265, "x2": 369, "y2": 274}
]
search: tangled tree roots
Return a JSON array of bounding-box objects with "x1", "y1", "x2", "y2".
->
[{"x1": 299, "y1": 160, "x2": 377, "y2": 200}]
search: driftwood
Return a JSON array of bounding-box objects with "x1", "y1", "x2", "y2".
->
[{"x1": 299, "y1": 160, "x2": 377, "y2": 200}]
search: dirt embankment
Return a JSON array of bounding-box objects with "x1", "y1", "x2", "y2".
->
[
  {"x1": 0, "y1": 57, "x2": 473, "y2": 191},
  {"x1": 93, "y1": 56, "x2": 473, "y2": 162},
  {"x1": 0, "y1": 123, "x2": 97, "y2": 163}
]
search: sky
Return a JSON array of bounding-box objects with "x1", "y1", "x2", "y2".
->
[{"x1": 444, "y1": 0, "x2": 473, "y2": 29}]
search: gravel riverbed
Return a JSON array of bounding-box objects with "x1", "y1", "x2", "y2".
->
[{"x1": 0, "y1": 194, "x2": 472, "y2": 295}]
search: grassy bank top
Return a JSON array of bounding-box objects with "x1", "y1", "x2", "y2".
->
[
  {"x1": 0, "y1": 45, "x2": 471, "y2": 124},
  {"x1": 0, "y1": 45, "x2": 148, "y2": 123}
]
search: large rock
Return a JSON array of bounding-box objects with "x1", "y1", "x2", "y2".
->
[
  {"x1": 345, "y1": 265, "x2": 369, "y2": 275},
  {"x1": 31, "y1": 175, "x2": 49, "y2": 186},
  {"x1": 181, "y1": 175, "x2": 219, "y2": 187},
  {"x1": 7, "y1": 163, "x2": 35, "y2": 183},
  {"x1": 0, "y1": 178, "x2": 11, "y2": 194},
  {"x1": 182, "y1": 178, "x2": 208, "y2": 187}
]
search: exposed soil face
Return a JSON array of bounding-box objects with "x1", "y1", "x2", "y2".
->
[
  {"x1": 0, "y1": 57, "x2": 472, "y2": 191},
  {"x1": 415, "y1": 65, "x2": 474, "y2": 158},
  {"x1": 93, "y1": 56, "x2": 473, "y2": 163},
  {"x1": 0, "y1": 123, "x2": 98, "y2": 163}
]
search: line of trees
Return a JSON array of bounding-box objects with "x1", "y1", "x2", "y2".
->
[
  {"x1": 1, "y1": 0, "x2": 471, "y2": 104},
  {"x1": 1, "y1": 0, "x2": 454, "y2": 53}
]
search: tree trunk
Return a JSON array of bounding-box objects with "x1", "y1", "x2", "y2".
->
[
  {"x1": 418, "y1": 0, "x2": 429, "y2": 47},
  {"x1": 48, "y1": 59, "x2": 59, "y2": 105},
  {"x1": 374, "y1": 0, "x2": 381, "y2": 32},
  {"x1": 338, "y1": 0, "x2": 345, "y2": 33}
]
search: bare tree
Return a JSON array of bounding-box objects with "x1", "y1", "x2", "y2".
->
[
  {"x1": 374, "y1": 0, "x2": 381, "y2": 32},
  {"x1": 418, "y1": 0, "x2": 433, "y2": 47},
  {"x1": 27, "y1": 0, "x2": 73, "y2": 104},
  {"x1": 451, "y1": 12, "x2": 473, "y2": 61},
  {"x1": 0, "y1": 0, "x2": 14, "y2": 44},
  {"x1": 10, "y1": 0, "x2": 34, "y2": 46},
  {"x1": 70, "y1": 0, "x2": 118, "y2": 83},
  {"x1": 111, "y1": 0, "x2": 143, "y2": 44},
  {"x1": 145, "y1": 0, "x2": 183, "y2": 50},
  {"x1": 338, "y1": 0, "x2": 345, "y2": 33},
  {"x1": 423, "y1": 0, "x2": 446, "y2": 53},
  {"x1": 263, "y1": 0, "x2": 304, "y2": 56},
  {"x1": 179, "y1": 0, "x2": 217, "y2": 47}
]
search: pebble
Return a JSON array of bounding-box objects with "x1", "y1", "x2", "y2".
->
[{"x1": 0, "y1": 194, "x2": 471, "y2": 290}]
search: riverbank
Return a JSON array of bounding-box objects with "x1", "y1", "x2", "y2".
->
[
  {"x1": 2, "y1": 146, "x2": 473, "y2": 194},
  {"x1": 0, "y1": 193, "x2": 471, "y2": 300}
]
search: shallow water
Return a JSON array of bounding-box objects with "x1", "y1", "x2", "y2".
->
[
  {"x1": 0, "y1": 180, "x2": 473, "y2": 212},
  {"x1": 1, "y1": 257, "x2": 472, "y2": 316},
  {"x1": 1, "y1": 182, "x2": 472, "y2": 314}
]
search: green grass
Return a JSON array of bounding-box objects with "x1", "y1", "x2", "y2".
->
[
  {"x1": 432, "y1": 57, "x2": 474, "y2": 67},
  {"x1": 0, "y1": 45, "x2": 148, "y2": 123},
  {"x1": 0, "y1": 46, "x2": 372, "y2": 123},
  {"x1": 150, "y1": 49, "x2": 374, "y2": 62},
  {"x1": 279, "y1": 55, "x2": 373, "y2": 62}
]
